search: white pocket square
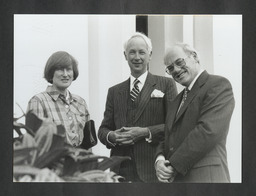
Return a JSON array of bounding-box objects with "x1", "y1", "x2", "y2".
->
[{"x1": 151, "y1": 89, "x2": 164, "y2": 98}]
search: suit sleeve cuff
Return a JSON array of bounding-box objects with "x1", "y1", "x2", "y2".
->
[{"x1": 106, "y1": 131, "x2": 116, "y2": 147}]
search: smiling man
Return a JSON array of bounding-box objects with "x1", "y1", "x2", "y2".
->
[
  {"x1": 155, "y1": 43, "x2": 235, "y2": 183},
  {"x1": 98, "y1": 32, "x2": 177, "y2": 182}
]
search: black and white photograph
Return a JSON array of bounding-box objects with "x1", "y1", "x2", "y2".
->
[{"x1": 13, "y1": 15, "x2": 241, "y2": 183}]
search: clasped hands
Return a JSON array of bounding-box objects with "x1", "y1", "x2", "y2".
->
[
  {"x1": 155, "y1": 160, "x2": 177, "y2": 183},
  {"x1": 108, "y1": 127, "x2": 149, "y2": 146}
]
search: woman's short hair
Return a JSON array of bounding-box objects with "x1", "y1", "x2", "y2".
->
[
  {"x1": 44, "y1": 51, "x2": 79, "y2": 83},
  {"x1": 123, "y1": 32, "x2": 152, "y2": 53}
]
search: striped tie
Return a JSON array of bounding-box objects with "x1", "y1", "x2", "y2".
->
[{"x1": 130, "y1": 79, "x2": 140, "y2": 102}]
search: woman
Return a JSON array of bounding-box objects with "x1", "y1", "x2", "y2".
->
[{"x1": 26, "y1": 51, "x2": 89, "y2": 147}]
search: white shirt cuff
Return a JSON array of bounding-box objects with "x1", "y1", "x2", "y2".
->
[
  {"x1": 145, "y1": 128, "x2": 152, "y2": 143},
  {"x1": 155, "y1": 154, "x2": 165, "y2": 165}
]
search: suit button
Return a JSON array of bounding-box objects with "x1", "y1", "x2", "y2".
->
[{"x1": 169, "y1": 147, "x2": 174, "y2": 151}]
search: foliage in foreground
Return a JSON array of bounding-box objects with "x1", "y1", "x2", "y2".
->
[{"x1": 13, "y1": 111, "x2": 130, "y2": 182}]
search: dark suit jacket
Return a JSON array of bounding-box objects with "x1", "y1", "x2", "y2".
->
[
  {"x1": 98, "y1": 72, "x2": 177, "y2": 182},
  {"x1": 156, "y1": 71, "x2": 235, "y2": 183}
]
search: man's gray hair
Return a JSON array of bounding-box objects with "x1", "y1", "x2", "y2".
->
[
  {"x1": 124, "y1": 32, "x2": 152, "y2": 53},
  {"x1": 164, "y1": 43, "x2": 200, "y2": 65}
]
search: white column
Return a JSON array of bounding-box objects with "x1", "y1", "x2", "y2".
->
[
  {"x1": 88, "y1": 15, "x2": 135, "y2": 156},
  {"x1": 183, "y1": 15, "x2": 194, "y2": 46},
  {"x1": 194, "y1": 15, "x2": 214, "y2": 73},
  {"x1": 148, "y1": 15, "x2": 184, "y2": 93},
  {"x1": 213, "y1": 15, "x2": 242, "y2": 182},
  {"x1": 148, "y1": 16, "x2": 165, "y2": 76}
]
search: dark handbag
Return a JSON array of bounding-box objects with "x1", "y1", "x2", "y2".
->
[{"x1": 80, "y1": 120, "x2": 97, "y2": 149}]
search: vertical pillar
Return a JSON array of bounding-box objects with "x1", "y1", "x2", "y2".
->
[
  {"x1": 164, "y1": 15, "x2": 184, "y2": 48},
  {"x1": 88, "y1": 15, "x2": 135, "y2": 156},
  {"x1": 212, "y1": 15, "x2": 242, "y2": 182},
  {"x1": 194, "y1": 16, "x2": 214, "y2": 73},
  {"x1": 148, "y1": 16, "x2": 165, "y2": 76},
  {"x1": 148, "y1": 15, "x2": 184, "y2": 92},
  {"x1": 183, "y1": 15, "x2": 194, "y2": 46}
]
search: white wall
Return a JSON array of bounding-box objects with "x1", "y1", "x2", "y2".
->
[
  {"x1": 87, "y1": 15, "x2": 135, "y2": 156},
  {"x1": 213, "y1": 15, "x2": 242, "y2": 182},
  {"x1": 14, "y1": 15, "x2": 89, "y2": 122},
  {"x1": 14, "y1": 15, "x2": 135, "y2": 158}
]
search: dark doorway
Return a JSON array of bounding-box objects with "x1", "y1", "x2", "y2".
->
[{"x1": 136, "y1": 16, "x2": 148, "y2": 36}]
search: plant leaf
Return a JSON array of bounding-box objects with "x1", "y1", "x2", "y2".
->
[
  {"x1": 13, "y1": 121, "x2": 35, "y2": 137},
  {"x1": 97, "y1": 156, "x2": 131, "y2": 171},
  {"x1": 33, "y1": 147, "x2": 68, "y2": 168},
  {"x1": 13, "y1": 165, "x2": 41, "y2": 177},
  {"x1": 13, "y1": 147, "x2": 37, "y2": 165},
  {"x1": 62, "y1": 155, "x2": 100, "y2": 176}
]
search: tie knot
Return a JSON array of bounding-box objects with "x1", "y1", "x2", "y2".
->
[
  {"x1": 134, "y1": 78, "x2": 140, "y2": 86},
  {"x1": 183, "y1": 88, "x2": 189, "y2": 100},
  {"x1": 177, "y1": 87, "x2": 189, "y2": 114},
  {"x1": 131, "y1": 79, "x2": 140, "y2": 102}
]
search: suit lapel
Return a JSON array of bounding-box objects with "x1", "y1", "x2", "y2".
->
[
  {"x1": 117, "y1": 79, "x2": 130, "y2": 126},
  {"x1": 166, "y1": 93, "x2": 182, "y2": 134},
  {"x1": 175, "y1": 71, "x2": 209, "y2": 123},
  {"x1": 133, "y1": 73, "x2": 156, "y2": 123}
]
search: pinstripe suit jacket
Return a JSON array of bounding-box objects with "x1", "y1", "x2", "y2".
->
[
  {"x1": 156, "y1": 71, "x2": 235, "y2": 182},
  {"x1": 98, "y1": 72, "x2": 177, "y2": 182}
]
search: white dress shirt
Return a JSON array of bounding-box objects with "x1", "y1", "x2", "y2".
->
[{"x1": 130, "y1": 71, "x2": 148, "y2": 92}]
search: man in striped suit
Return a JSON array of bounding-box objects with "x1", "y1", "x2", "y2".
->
[{"x1": 98, "y1": 32, "x2": 177, "y2": 182}]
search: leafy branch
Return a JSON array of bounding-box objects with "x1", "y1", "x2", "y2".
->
[{"x1": 13, "y1": 108, "x2": 130, "y2": 182}]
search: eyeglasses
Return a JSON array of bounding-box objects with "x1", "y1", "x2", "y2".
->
[{"x1": 165, "y1": 56, "x2": 190, "y2": 75}]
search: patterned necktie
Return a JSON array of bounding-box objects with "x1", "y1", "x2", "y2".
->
[
  {"x1": 177, "y1": 87, "x2": 189, "y2": 114},
  {"x1": 130, "y1": 79, "x2": 140, "y2": 102}
]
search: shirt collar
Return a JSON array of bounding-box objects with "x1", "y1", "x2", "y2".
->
[
  {"x1": 187, "y1": 69, "x2": 204, "y2": 91},
  {"x1": 130, "y1": 71, "x2": 148, "y2": 89},
  {"x1": 46, "y1": 85, "x2": 75, "y2": 102}
]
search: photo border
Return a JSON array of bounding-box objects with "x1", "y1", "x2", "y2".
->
[{"x1": 1, "y1": 0, "x2": 255, "y2": 195}]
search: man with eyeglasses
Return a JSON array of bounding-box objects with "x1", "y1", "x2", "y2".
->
[
  {"x1": 98, "y1": 32, "x2": 177, "y2": 182},
  {"x1": 155, "y1": 43, "x2": 235, "y2": 183}
]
